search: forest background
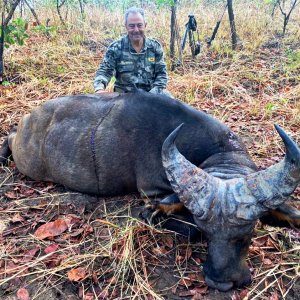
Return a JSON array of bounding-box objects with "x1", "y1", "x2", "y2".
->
[{"x1": 0, "y1": 0, "x2": 300, "y2": 299}]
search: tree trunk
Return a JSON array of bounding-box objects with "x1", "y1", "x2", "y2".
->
[
  {"x1": 78, "y1": 0, "x2": 84, "y2": 18},
  {"x1": 170, "y1": 1, "x2": 176, "y2": 70},
  {"x1": 271, "y1": 0, "x2": 280, "y2": 18},
  {"x1": 0, "y1": 13, "x2": 4, "y2": 83},
  {"x1": 19, "y1": 0, "x2": 24, "y2": 18},
  {"x1": 227, "y1": 0, "x2": 238, "y2": 50},
  {"x1": 278, "y1": 0, "x2": 299, "y2": 36},
  {"x1": 4, "y1": 0, "x2": 22, "y2": 27},
  {"x1": 24, "y1": 0, "x2": 41, "y2": 25},
  {"x1": 169, "y1": 0, "x2": 182, "y2": 70},
  {"x1": 56, "y1": 0, "x2": 66, "y2": 27}
]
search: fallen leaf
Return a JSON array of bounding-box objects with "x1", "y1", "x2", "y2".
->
[
  {"x1": 263, "y1": 258, "x2": 272, "y2": 266},
  {"x1": 178, "y1": 286, "x2": 208, "y2": 297},
  {"x1": 153, "y1": 246, "x2": 168, "y2": 256},
  {"x1": 178, "y1": 277, "x2": 193, "y2": 287},
  {"x1": 161, "y1": 235, "x2": 174, "y2": 248},
  {"x1": 23, "y1": 188, "x2": 36, "y2": 197},
  {"x1": 22, "y1": 247, "x2": 40, "y2": 263},
  {"x1": 176, "y1": 255, "x2": 185, "y2": 263},
  {"x1": 184, "y1": 246, "x2": 193, "y2": 259},
  {"x1": 12, "y1": 213, "x2": 25, "y2": 223},
  {"x1": 110, "y1": 288, "x2": 119, "y2": 298},
  {"x1": 106, "y1": 276, "x2": 117, "y2": 284},
  {"x1": 45, "y1": 254, "x2": 62, "y2": 268},
  {"x1": 64, "y1": 214, "x2": 82, "y2": 228},
  {"x1": 193, "y1": 257, "x2": 202, "y2": 264},
  {"x1": 17, "y1": 287, "x2": 29, "y2": 300},
  {"x1": 68, "y1": 267, "x2": 86, "y2": 281},
  {"x1": 269, "y1": 291, "x2": 279, "y2": 300},
  {"x1": 44, "y1": 243, "x2": 59, "y2": 254},
  {"x1": 83, "y1": 223, "x2": 94, "y2": 235},
  {"x1": 83, "y1": 292, "x2": 94, "y2": 300},
  {"x1": 191, "y1": 294, "x2": 203, "y2": 300},
  {"x1": 239, "y1": 289, "x2": 249, "y2": 299},
  {"x1": 92, "y1": 271, "x2": 99, "y2": 284},
  {"x1": 79, "y1": 287, "x2": 84, "y2": 298},
  {"x1": 35, "y1": 219, "x2": 68, "y2": 240},
  {"x1": 255, "y1": 63, "x2": 265, "y2": 68},
  {"x1": 97, "y1": 227, "x2": 112, "y2": 240},
  {"x1": 252, "y1": 235, "x2": 268, "y2": 247},
  {"x1": 187, "y1": 273, "x2": 205, "y2": 283},
  {"x1": 171, "y1": 286, "x2": 177, "y2": 294},
  {"x1": 5, "y1": 191, "x2": 18, "y2": 199},
  {"x1": 1, "y1": 260, "x2": 24, "y2": 275}
]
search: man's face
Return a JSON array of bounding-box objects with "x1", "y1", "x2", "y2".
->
[{"x1": 125, "y1": 13, "x2": 146, "y2": 43}]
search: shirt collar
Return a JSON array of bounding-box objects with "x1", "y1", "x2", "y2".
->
[{"x1": 125, "y1": 35, "x2": 151, "y2": 53}]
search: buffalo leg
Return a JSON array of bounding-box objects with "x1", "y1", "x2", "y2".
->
[
  {"x1": 141, "y1": 193, "x2": 200, "y2": 240},
  {"x1": 0, "y1": 127, "x2": 17, "y2": 166},
  {"x1": 145, "y1": 193, "x2": 185, "y2": 216},
  {"x1": 260, "y1": 203, "x2": 300, "y2": 228},
  {"x1": 0, "y1": 137, "x2": 12, "y2": 165}
]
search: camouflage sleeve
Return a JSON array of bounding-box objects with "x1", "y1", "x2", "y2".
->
[
  {"x1": 93, "y1": 44, "x2": 118, "y2": 91},
  {"x1": 152, "y1": 42, "x2": 168, "y2": 89}
]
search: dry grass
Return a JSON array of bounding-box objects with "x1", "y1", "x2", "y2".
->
[{"x1": 0, "y1": 1, "x2": 300, "y2": 299}]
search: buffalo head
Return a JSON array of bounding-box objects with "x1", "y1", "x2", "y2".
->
[{"x1": 161, "y1": 124, "x2": 300, "y2": 291}]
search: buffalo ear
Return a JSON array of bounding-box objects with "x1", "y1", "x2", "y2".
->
[
  {"x1": 161, "y1": 125, "x2": 219, "y2": 219},
  {"x1": 259, "y1": 203, "x2": 300, "y2": 228}
]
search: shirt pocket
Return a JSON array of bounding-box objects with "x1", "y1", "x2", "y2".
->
[
  {"x1": 117, "y1": 63, "x2": 135, "y2": 73},
  {"x1": 145, "y1": 54, "x2": 156, "y2": 76}
]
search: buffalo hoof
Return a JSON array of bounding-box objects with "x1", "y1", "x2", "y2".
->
[
  {"x1": 140, "y1": 203, "x2": 201, "y2": 241},
  {"x1": 0, "y1": 137, "x2": 12, "y2": 166},
  {"x1": 204, "y1": 276, "x2": 233, "y2": 292},
  {"x1": 140, "y1": 202, "x2": 166, "y2": 225}
]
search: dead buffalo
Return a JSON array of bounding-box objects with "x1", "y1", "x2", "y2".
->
[{"x1": 1, "y1": 90, "x2": 300, "y2": 291}]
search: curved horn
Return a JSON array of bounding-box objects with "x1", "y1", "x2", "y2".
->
[
  {"x1": 162, "y1": 124, "x2": 219, "y2": 219},
  {"x1": 245, "y1": 125, "x2": 300, "y2": 210},
  {"x1": 275, "y1": 124, "x2": 300, "y2": 164}
]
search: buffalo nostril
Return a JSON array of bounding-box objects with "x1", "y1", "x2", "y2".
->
[{"x1": 205, "y1": 276, "x2": 234, "y2": 292}]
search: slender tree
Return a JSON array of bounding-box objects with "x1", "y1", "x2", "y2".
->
[
  {"x1": 56, "y1": 0, "x2": 67, "y2": 27},
  {"x1": 170, "y1": 0, "x2": 177, "y2": 69},
  {"x1": 78, "y1": 0, "x2": 85, "y2": 18},
  {"x1": 277, "y1": 0, "x2": 299, "y2": 36},
  {"x1": 0, "y1": 13, "x2": 4, "y2": 84},
  {"x1": 169, "y1": 0, "x2": 182, "y2": 70},
  {"x1": 227, "y1": 0, "x2": 239, "y2": 50}
]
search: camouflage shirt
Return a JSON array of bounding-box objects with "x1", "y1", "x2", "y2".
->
[{"x1": 94, "y1": 35, "x2": 168, "y2": 93}]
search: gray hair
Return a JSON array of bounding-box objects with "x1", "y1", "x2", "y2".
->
[{"x1": 124, "y1": 7, "x2": 146, "y2": 24}]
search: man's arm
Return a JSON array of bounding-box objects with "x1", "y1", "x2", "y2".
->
[
  {"x1": 151, "y1": 43, "x2": 168, "y2": 92},
  {"x1": 94, "y1": 45, "x2": 117, "y2": 92}
]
